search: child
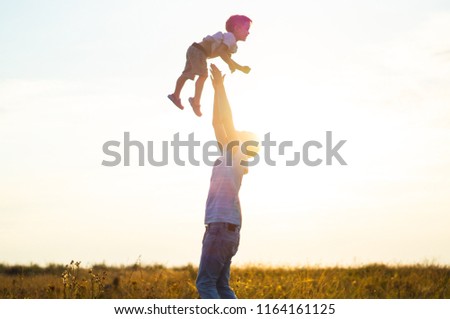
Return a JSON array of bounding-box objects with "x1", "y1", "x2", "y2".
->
[{"x1": 168, "y1": 15, "x2": 252, "y2": 117}]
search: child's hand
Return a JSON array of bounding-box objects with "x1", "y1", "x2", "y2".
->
[{"x1": 240, "y1": 66, "x2": 251, "y2": 74}]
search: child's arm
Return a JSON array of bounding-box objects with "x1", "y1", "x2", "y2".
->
[{"x1": 220, "y1": 53, "x2": 251, "y2": 74}]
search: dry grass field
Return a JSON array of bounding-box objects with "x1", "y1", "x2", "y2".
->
[{"x1": 0, "y1": 261, "x2": 448, "y2": 299}]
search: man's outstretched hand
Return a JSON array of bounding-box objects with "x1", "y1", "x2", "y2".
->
[{"x1": 210, "y1": 64, "x2": 225, "y2": 89}]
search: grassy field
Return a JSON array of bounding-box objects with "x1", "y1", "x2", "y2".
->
[{"x1": 0, "y1": 261, "x2": 448, "y2": 298}]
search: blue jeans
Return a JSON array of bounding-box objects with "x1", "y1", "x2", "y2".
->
[{"x1": 196, "y1": 222, "x2": 240, "y2": 299}]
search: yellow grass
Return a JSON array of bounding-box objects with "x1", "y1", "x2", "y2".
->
[{"x1": 0, "y1": 262, "x2": 448, "y2": 298}]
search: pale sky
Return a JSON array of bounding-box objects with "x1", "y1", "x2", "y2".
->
[{"x1": 1, "y1": 0, "x2": 449, "y2": 267}]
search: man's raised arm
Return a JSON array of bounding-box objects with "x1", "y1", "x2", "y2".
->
[{"x1": 210, "y1": 64, "x2": 238, "y2": 148}]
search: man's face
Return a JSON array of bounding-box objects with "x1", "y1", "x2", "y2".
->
[{"x1": 234, "y1": 21, "x2": 251, "y2": 41}]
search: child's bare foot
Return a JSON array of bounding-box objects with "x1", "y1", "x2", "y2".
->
[
  {"x1": 188, "y1": 97, "x2": 202, "y2": 117},
  {"x1": 168, "y1": 94, "x2": 184, "y2": 110}
]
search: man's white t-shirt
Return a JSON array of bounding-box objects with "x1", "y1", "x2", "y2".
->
[{"x1": 205, "y1": 149, "x2": 245, "y2": 226}]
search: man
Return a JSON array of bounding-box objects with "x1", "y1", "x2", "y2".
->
[{"x1": 196, "y1": 64, "x2": 259, "y2": 298}]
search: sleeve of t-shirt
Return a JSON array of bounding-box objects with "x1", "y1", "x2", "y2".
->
[{"x1": 222, "y1": 32, "x2": 238, "y2": 54}]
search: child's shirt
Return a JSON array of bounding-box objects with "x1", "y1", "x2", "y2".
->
[{"x1": 201, "y1": 32, "x2": 238, "y2": 58}]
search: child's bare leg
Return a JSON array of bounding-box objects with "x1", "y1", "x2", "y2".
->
[
  {"x1": 173, "y1": 75, "x2": 189, "y2": 99},
  {"x1": 168, "y1": 75, "x2": 189, "y2": 110},
  {"x1": 188, "y1": 75, "x2": 207, "y2": 117},
  {"x1": 192, "y1": 75, "x2": 208, "y2": 106}
]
